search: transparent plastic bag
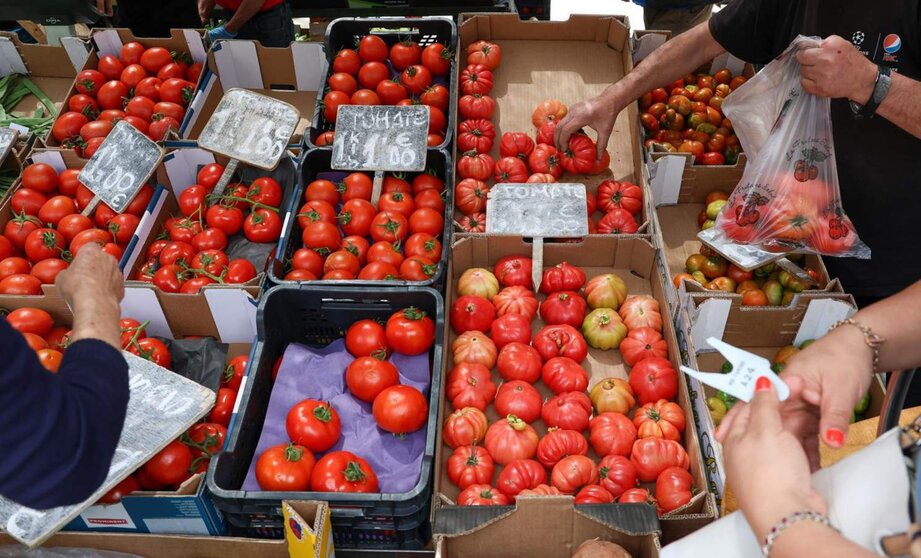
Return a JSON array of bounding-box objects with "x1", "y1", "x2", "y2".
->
[
  {"x1": 0, "y1": 548, "x2": 141, "y2": 558},
  {"x1": 713, "y1": 36, "x2": 870, "y2": 259}
]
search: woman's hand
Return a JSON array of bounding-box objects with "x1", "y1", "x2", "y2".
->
[{"x1": 718, "y1": 376, "x2": 827, "y2": 541}]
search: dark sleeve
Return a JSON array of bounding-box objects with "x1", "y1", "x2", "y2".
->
[
  {"x1": 709, "y1": 0, "x2": 789, "y2": 64},
  {"x1": 0, "y1": 320, "x2": 130, "y2": 509}
]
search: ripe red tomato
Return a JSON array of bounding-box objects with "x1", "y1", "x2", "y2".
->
[
  {"x1": 25, "y1": 228, "x2": 65, "y2": 263},
  {"x1": 421, "y1": 43, "x2": 451, "y2": 76},
  {"x1": 400, "y1": 65, "x2": 432, "y2": 95},
  {"x1": 443, "y1": 407, "x2": 488, "y2": 450},
  {"x1": 420, "y1": 84, "x2": 449, "y2": 112},
  {"x1": 538, "y1": 291, "x2": 587, "y2": 329},
  {"x1": 540, "y1": 262, "x2": 586, "y2": 294},
  {"x1": 38, "y1": 348, "x2": 62, "y2": 371},
  {"x1": 493, "y1": 256, "x2": 532, "y2": 289},
  {"x1": 386, "y1": 307, "x2": 435, "y2": 355},
  {"x1": 243, "y1": 209, "x2": 282, "y2": 243},
  {"x1": 357, "y1": 61, "x2": 389, "y2": 90},
  {"x1": 389, "y1": 40, "x2": 422, "y2": 71},
  {"x1": 628, "y1": 357, "x2": 678, "y2": 405},
  {"x1": 184, "y1": 422, "x2": 227, "y2": 471},
  {"x1": 460, "y1": 64, "x2": 493, "y2": 96},
  {"x1": 287, "y1": 399, "x2": 341, "y2": 453},
  {"x1": 541, "y1": 357, "x2": 589, "y2": 395},
  {"x1": 457, "y1": 484, "x2": 509, "y2": 506},
  {"x1": 489, "y1": 313, "x2": 530, "y2": 349},
  {"x1": 206, "y1": 205, "x2": 244, "y2": 236},
  {"x1": 30, "y1": 258, "x2": 69, "y2": 284},
  {"x1": 96, "y1": 80, "x2": 129, "y2": 111},
  {"x1": 372, "y1": 384, "x2": 428, "y2": 434},
  {"x1": 634, "y1": 399, "x2": 686, "y2": 442},
  {"x1": 404, "y1": 233, "x2": 441, "y2": 261},
  {"x1": 532, "y1": 324, "x2": 588, "y2": 363},
  {"x1": 36, "y1": 196, "x2": 76, "y2": 227},
  {"x1": 484, "y1": 415, "x2": 539, "y2": 466},
  {"x1": 656, "y1": 466, "x2": 694, "y2": 513},
  {"x1": 527, "y1": 143, "x2": 563, "y2": 178},
  {"x1": 575, "y1": 484, "x2": 615, "y2": 504},
  {"x1": 22, "y1": 163, "x2": 59, "y2": 193},
  {"x1": 457, "y1": 119, "x2": 495, "y2": 154},
  {"x1": 160, "y1": 78, "x2": 194, "y2": 107},
  {"x1": 6, "y1": 307, "x2": 53, "y2": 336},
  {"x1": 597, "y1": 454, "x2": 638, "y2": 498},
  {"x1": 311, "y1": 451, "x2": 379, "y2": 493},
  {"x1": 97, "y1": 475, "x2": 140, "y2": 504},
  {"x1": 370, "y1": 210, "x2": 409, "y2": 244},
  {"x1": 357, "y1": 34, "x2": 388, "y2": 62},
  {"x1": 345, "y1": 319, "x2": 389, "y2": 357},
  {"x1": 496, "y1": 342, "x2": 542, "y2": 384},
  {"x1": 596, "y1": 180, "x2": 644, "y2": 215},
  {"x1": 589, "y1": 412, "x2": 637, "y2": 457},
  {"x1": 494, "y1": 381, "x2": 542, "y2": 424},
  {"x1": 128, "y1": 337, "x2": 172, "y2": 368},
  {"x1": 225, "y1": 259, "x2": 258, "y2": 284},
  {"x1": 631, "y1": 438, "x2": 691, "y2": 483},
  {"x1": 0, "y1": 273, "x2": 41, "y2": 294},
  {"x1": 619, "y1": 327, "x2": 669, "y2": 367},
  {"x1": 222, "y1": 355, "x2": 248, "y2": 392},
  {"x1": 551, "y1": 455, "x2": 599, "y2": 495},
  {"x1": 52, "y1": 112, "x2": 90, "y2": 144},
  {"x1": 450, "y1": 295, "x2": 496, "y2": 334},
  {"x1": 345, "y1": 356, "x2": 399, "y2": 403},
  {"x1": 445, "y1": 361, "x2": 495, "y2": 410},
  {"x1": 207, "y1": 387, "x2": 237, "y2": 426},
  {"x1": 255, "y1": 443, "x2": 315, "y2": 491},
  {"x1": 108, "y1": 213, "x2": 140, "y2": 245},
  {"x1": 497, "y1": 458, "x2": 546, "y2": 499},
  {"x1": 142, "y1": 440, "x2": 192, "y2": 485},
  {"x1": 447, "y1": 445, "x2": 494, "y2": 490},
  {"x1": 542, "y1": 391, "x2": 592, "y2": 432},
  {"x1": 399, "y1": 256, "x2": 437, "y2": 281}
]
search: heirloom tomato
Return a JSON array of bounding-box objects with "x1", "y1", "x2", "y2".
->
[
  {"x1": 467, "y1": 40, "x2": 501, "y2": 70},
  {"x1": 589, "y1": 377, "x2": 635, "y2": 415},
  {"x1": 457, "y1": 267, "x2": 499, "y2": 300},
  {"x1": 541, "y1": 391, "x2": 592, "y2": 432},
  {"x1": 489, "y1": 312, "x2": 531, "y2": 348},
  {"x1": 541, "y1": 357, "x2": 589, "y2": 395},
  {"x1": 496, "y1": 342, "x2": 543, "y2": 384},
  {"x1": 446, "y1": 362, "x2": 497, "y2": 411},
  {"x1": 539, "y1": 291, "x2": 587, "y2": 328},
  {"x1": 493, "y1": 255, "x2": 532, "y2": 288},
  {"x1": 451, "y1": 294, "x2": 497, "y2": 334},
  {"x1": 499, "y1": 132, "x2": 535, "y2": 160},
  {"x1": 619, "y1": 295, "x2": 663, "y2": 331},
  {"x1": 575, "y1": 485, "x2": 614, "y2": 504},
  {"x1": 598, "y1": 454, "x2": 638, "y2": 498},
  {"x1": 457, "y1": 119, "x2": 495, "y2": 153},
  {"x1": 497, "y1": 458, "x2": 546, "y2": 499},
  {"x1": 484, "y1": 415, "x2": 539, "y2": 465},
  {"x1": 596, "y1": 180, "x2": 643, "y2": 215},
  {"x1": 630, "y1": 438, "x2": 690, "y2": 482},
  {"x1": 457, "y1": 484, "x2": 509, "y2": 506},
  {"x1": 629, "y1": 357, "x2": 678, "y2": 404},
  {"x1": 532, "y1": 325, "x2": 588, "y2": 363},
  {"x1": 536, "y1": 428, "x2": 589, "y2": 469},
  {"x1": 452, "y1": 331, "x2": 497, "y2": 369},
  {"x1": 589, "y1": 412, "x2": 637, "y2": 457},
  {"x1": 455, "y1": 178, "x2": 490, "y2": 214},
  {"x1": 581, "y1": 308, "x2": 628, "y2": 350},
  {"x1": 597, "y1": 208, "x2": 639, "y2": 234},
  {"x1": 619, "y1": 327, "x2": 668, "y2": 367},
  {"x1": 443, "y1": 406, "x2": 489, "y2": 449},
  {"x1": 551, "y1": 455, "x2": 598, "y2": 494},
  {"x1": 656, "y1": 467, "x2": 694, "y2": 513},
  {"x1": 494, "y1": 381, "x2": 542, "y2": 424},
  {"x1": 619, "y1": 487, "x2": 654, "y2": 505},
  {"x1": 492, "y1": 286, "x2": 538, "y2": 321},
  {"x1": 531, "y1": 99, "x2": 568, "y2": 128},
  {"x1": 447, "y1": 445, "x2": 494, "y2": 490},
  {"x1": 539, "y1": 262, "x2": 586, "y2": 294},
  {"x1": 633, "y1": 399, "x2": 686, "y2": 442}
]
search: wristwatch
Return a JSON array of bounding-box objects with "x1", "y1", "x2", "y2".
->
[{"x1": 850, "y1": 64, "x2": 892, "y2": 119}]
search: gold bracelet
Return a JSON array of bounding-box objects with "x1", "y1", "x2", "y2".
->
[{"x1": 830, "y1": 318, "x2": 885, "y2": 373}]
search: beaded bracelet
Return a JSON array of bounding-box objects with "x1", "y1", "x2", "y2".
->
[
  {"x1": 761, "y1": 510, "x2": 839, "y2": 556},
  {"x1": 830, "y1": 318, "x2": 885, "y2": 374}
]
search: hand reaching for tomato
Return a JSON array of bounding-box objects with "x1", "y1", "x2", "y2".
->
[
  {"x1": 554, "y1": 94, "x2": 620, "y2": 160},
  {"x1": 56, "y1": 243, "x2": 124, "y2": 349}
]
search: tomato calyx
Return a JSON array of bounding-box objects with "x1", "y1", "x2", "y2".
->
[
  {"x1": 312, "y1": 402, "x2": 335, "y2": 423},
  {"x1": 370, "y1": 348, "x2": 388, "y2": 361},
  {"x1": 343, "y1": 461, "x2": 368, "y2": 482},
  {"x1": 122, "y1": 320, "x2": 152, "y2": 355},
  {"x1": 402, "y1": 306, "x2": 427, "y2": 321},
  {"x1": 284, "y1": 443, "x2": 305, "y2": 463},
  {"x1": 506, "y1": 414, "x2": 527, "y2": 431},
  {"x1": 177, "y1": 260, "x2": 225, "y2": 284}
]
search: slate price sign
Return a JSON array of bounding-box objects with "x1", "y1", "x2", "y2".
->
[
  {"x1": 486, "y1": 183, "x2": 589, "y2": 237},
  {"x1": 198, "y1": 88, "x2": 299, "y2": 171},
  {"x1": 332, "y1": 105, "x2": 429, "y2": 172},
  {"x1": 78, "y1": 120, "x2": 163, "y2": 214},
  {"x1": 0, "y1": 126, "x2": 18, "y2": 165}
]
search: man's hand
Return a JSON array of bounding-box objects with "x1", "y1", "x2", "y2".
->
[
  {"x1": 797, "y1": 35, "x2": 878, "y2": 103},
  {"x1": 56, "y1": 244, "x2": 124, "y2": 349},
  {"x1": 199, "y1": 0, "x2": 216, "y2": 24},
  {"x1": 95, "y1": 0, "x2": 113, "y2": 17},
  {"x1": 554, "y1": 93, "x2": 623, "y2": 160}
]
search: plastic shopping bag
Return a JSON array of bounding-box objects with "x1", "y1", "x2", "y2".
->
[{"x1": 713, "y1": 36, "x2": 870, "y2": 258}]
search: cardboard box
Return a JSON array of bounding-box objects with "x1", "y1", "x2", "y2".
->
[
  {"x1": 675, "y1": 292, "x2": 885, "y2": 507},
  {"x1": 0, "y1": 32, "x2": 84, "y2": 163},
  {"x1": 123, "y1": 146, "x2": 302, "y2": 342},
  {"x1": 648, "y1": 155, "x2": 843, "y2": 320},
  {"x1": 0, "y1": 501, "x2": 333, "y2": 558},
  {"x1": 0, "y1": 148, "x2": 166, "y2": 276},
  {"x1": 434, "y1": 497, "x2": 661, "y2": 557},
  {"x1": 435, "y1": 236, "x2": 717, "y2": 544},
  {"x1": 45, "y1": 28, "x2": 207, "y2": 148},
  {"x1": 453, "y1": 14, "x2": 649, "y2": 234},
  {"x1": 180, "y1": 40, "x2": 325, "y2": 147}
]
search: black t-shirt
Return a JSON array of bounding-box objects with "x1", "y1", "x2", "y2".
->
[{"x1": 709, "y1": 0, "x2": 921, "y2": 298}]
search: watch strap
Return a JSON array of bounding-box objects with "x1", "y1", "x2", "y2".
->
[{"x1": 853, "y1": 64, "x2": 892, "y2": 119}]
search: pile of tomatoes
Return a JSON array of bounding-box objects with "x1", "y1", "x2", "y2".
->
[
  {"x1": 55, "y1": 42, "x2": 199, "y2": 152},
  {"x1": 443, "y1": 259, "x2": 693, "y2": 515},
  {"x1": 639, "y1": 69, "x2": 746, "y2": 166},
  {"x1": 674, "y1": 247, "x2": 821, "y2": 305},
  {"x1": 0, "y1": 162, "x2": 155, "y2": 295},
  {"x1": 132, "y1": 163, "x2": 284, "y2": 293},
  {"x1": 286, "y1": 168, "x2": 446, "y2": 282},
  {"x1": 317, "y1": 34, "x2": 451, "y2": 147},
  {"x1": 254, "y1": 308, "x2": 435, "y2": 493}
]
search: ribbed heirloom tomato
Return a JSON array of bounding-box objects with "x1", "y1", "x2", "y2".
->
[
  {"x1": 484, "y1": 415, "x2": 539, "y2": 465},
  {"x1": 589, "y1": 412, "x2": 637, "y2": 457},
  {"x1": 633, "y1": 399, "x2": 686, "y2": 442},
  {"x1": 494, "y1": 381, "x2": 542, "y2": 424},
  {"x1": 443, "y1": 406, "x2": 489, "y2": 449},
  {"x1": 446, "y1": 362, "x2": 496, "y2": 411},
  {"x1": 447, "y1": 445, "x2": 494, "y2": 490},
  {"x1": 629, "y1": 357, "x2": 678, "y2": 404},
  {"x1": 542, "y1": 391, "x2": 592, "y2": 432},
  {"x1": 496, "y1": 342, "x2": 543, "y2": 383},
  {"x1": 497, "y1": 458, "x2": 546, "y2": 499},
  {"x1": 489, "y1": 313, "x2": 530, "y2": 348},
  {"x1": 536, "y1": 428, "x2": 589, "y2": 469}
]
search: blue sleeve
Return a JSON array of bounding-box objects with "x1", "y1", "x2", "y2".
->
[{"x1": 0, "y1": 319, "x2": 130, "y2": 509}]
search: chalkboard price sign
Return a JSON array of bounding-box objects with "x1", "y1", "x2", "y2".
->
[
  {"x1": 198, "y1": 88, "x2": 299, "y2": 171},
  {"x1": 0, "y1": 126, "x2": 18, "y2": 165},
  {"x1": 0, "y1": 352, "x2": 215, "y2": 547},
  {"x1": 78, "y1": 121, "x2": 163, "y2": 214},
  {"x1": 486, "y1": 183, "x2": 589, "y2": 237},
  {"x1": 332, "y1": 105, "x2": 429, "y2": 172}
]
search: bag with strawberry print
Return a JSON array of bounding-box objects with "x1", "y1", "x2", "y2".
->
[{"x1": 712, "y1": 36, "x2": 870, "y2": 259}]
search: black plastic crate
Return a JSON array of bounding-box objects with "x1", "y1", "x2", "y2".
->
[
  {"x1": 270, "y1": 147, "x2": 453, "y2": 287},
  {"x1": 223, "y1": 495, "x2": 432, "y2": 549},
  {"x1": 207, "y1": 285, "x2": 444, "y2": 536},
  {"x1": 305, "y1": 16, "x2": 457, "y2": 151}
]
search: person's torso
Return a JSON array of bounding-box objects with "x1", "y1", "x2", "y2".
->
[{"x1": 215, "y1": 0, "x2": 283, "y2": 12}]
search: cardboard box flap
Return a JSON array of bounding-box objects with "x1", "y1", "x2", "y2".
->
[
  {"x1": 0, "y1": 37, "x2": 27, "y2": 76},
  {"x1": 794, "y1": 298, "x2": 856, "y2": 346},
  {"x1": 163, "y1": 147, "x2": 217, "y2": 198},
  {"x1": 122, "y1": 286, "x2": 173, "y2": 339},
  {"x1": 463, "y1": 14, "x2": 629, "y2": 51},
  {"x1": 283, "y1": 501, "x2": 334, "y2": 558},
  {"x1": 633, "y1": 30, "x2": 669, "y2": 63},
  {"x1": 689, "y1": 298, "x2": 732, "y2": 353},
  {"x1": 292, "y1": 42, "x2": 327, "y2": 92},
  {"x1": 574, "y1": 503, "x2": 661, "y2": 535},
  {"x1": 213, "y1": 40, "x2": 263, "y2": 90},
  {"x1": 204, "y1": 288, "x2": 258, "y2": 344},
  {"x1": 650, "y1": 155, "x2": 687, "y2": 207},
  {"x1": 709, "y1": 52, "x2": 747, "y2": 76},
  {"x1": 60, "y1": 37, "x2": 91, "y2": 73},
  {"x1": 30, "y1": 150, "x2": 67, "y2": 172}
]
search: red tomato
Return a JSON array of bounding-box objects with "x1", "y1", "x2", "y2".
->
[
  {"x1": 634, "y1": 399, "x2": 686, "y2": 442},
  {"x1": 631, "y1": 438, "x2": 690, "y2": 483},
  {"x1": 589, "y1": 412, "x2": 638, "y2": 457},
  {"x1": 291, "y1": 247, "x2": 324, "y2": 276},
  {"x1": 160, "y1": 78, "x2": 194, "y2": 107},
  {"x1": 157, "y1": 62, "x2": 187, "y2": 81},
  {"x1": 345, "y1": 319, "x2": 389, "y2": 357},
  {"x1": 36, "y1": 196, "x2": 76, "y2": 227},
  {"x1": 404, "y1": 233, "x2": 441, "y2": 261},
  {"x1": 628, "y1": 357, "x2": 678, "y2": 405},
  {"x1": 108, "y1": 213, "x2": 140, "y2": 245},
  {"x1": 489, "y1": 313, "x2": 531, "y2": 349},
  {"x1": 6, "y1": 307, "x2": 53, "y2": 336},
  {"x1": 400, "y1": 65, "x2": 432, "y2": 95},
  {"x1": 341, "y1": 172, "x2": 372, "y2": 201},
  {"x1": 421, "y1": 42, "x2": 451, "y2": 76},
  {"x1": 597, "y1": 454, "x2": 638, "y2": 498},
  {"x1": 450, "y1": 295, "x2": 496, "y2": 334},
  {"x1": 139, "y1": 47, "x2": 172, "y2": 74},
  {"x1": 134, "y1": 77, "x2": 162, "y2": 101},
  {"x1": 532, "y1": 324, "x2": 588, "y2": 363},
  {"x1": 656, "y1": 466, "x2": 694, "y2": 513},
  {"x1": 619, "y1": 327, "x2": 669, "y2": 367},
  {"x1": 539, "y1": 291, "x2": 587, "y2": 329},
  {"x1": 25, "y1": 228, "x2": 65, "y2": 263},
  {"x1": 497, "y1": 458, "x2": 547, "y2": 499},
  {"x1": 310, "y1": 451, "x2": 379, "y2": 493},
  {"x1": 542, "y1": 391, "x2": 592, "y2": 432},
  {"x1": 206, "y1": 205, "x2": 244, "y2": 236},
  {"x1": 225, "y1": 259, "x2": 257, "y2": 284},
  {"x1": 372, "y1": 384, "x2": 428, "y2": 434},
  {"x1": 119, "y1": 42, "x2": 145, "y2": 65},
  {"x1": 399, "y1": 256, "x2": 437, "y2": 281},
  {"x1": 540, "y1": 262, "x2": 586, "y2": 294},
  {"x1": 332, "y1": 48, "x2": 361, "y2": 74},
  {"x1": 447, "y1": 445, "x2": 494, "y2": 490},
  {"x1": 443, "y1": 407, "x2": 489, "y2": 449},
  {"x1": 69, "y1": 228, "x2": 110, "y2": 256},
  {"x1": 197, "y1": 163, "x2": 224, "y2": 189},
  {"x1": 596, "y1": 180, "x2": 644, "y2": 215},
  {"x1": 446, "y1": 362, "x2": 496, "y2": 411},
  {"x1": 141, "y1": 440, "x2": 192, "y2": 485},
  {"x1": 255, "y1": 443, "x2": 315, "y2": 491},
  {"x1": 467, "y1": 40, "x2": 501, "y2": 70},
  {"x1": 97, "y1": 475, "x2": 140, "y2": 504},
  {"x1": 385, "y1": 307, "x2": 434, "y2": 355},
  {"x1": 96, "y1": 81, "x2": 129, "y2": 111},
  {"x1": 457, "y1": 484, "x2": 509, "y2": 506},
  {"x1": 298, "y1": 200, "x2": 338, "y2": 228},
  {"x1": 52, "y1": 112, "x2": 90, "y2": 144},
  {"x1": 287, "y1": 399, "x2": 341, "y2": 453},
  {"x1": 0, "y1": 273, "x2": 41, "y2": 294},
  {"x1": 460, "y1": 64, "x2": 493, "y2": 96},
  {"x1": 207, "y1": 387, "x2": 237, "y2": 426},
  {"x1": 357, "y1": 61, "x2": 389, "y2": 90},
  {"x1": 75, "y1": 69, "x2": 105, "y2": 96},
  {"x1": 496, "y1": 342, "x2": 543, "y2": 384},
  {"x1": 345, "y1": 356, "x2": 399, "y2": 403},
  {"x1": 243, "y1": 209, "x2": 282, "y2": 243},
  {"x1": 120, "y1": 64, "x2": 148, "y2": 89},
  {"x1": 551, "y1": 455, "x2": 599, "y2": 494},
  {"x1": 484, "y1": 415, "x2": 539, "y2": 466},
  {"x1": 369, "y1": 211, "x2": 409, "y2": 244},
  {"x1": 494, "y1": 381, "x2": 542, "y2": 424},
  {"x1": 149, "y1": 116, "x2": 180, "y2": 141},
  {"x1": 30, "y1": 258, "x2": 68, "y2": 284},
  {"x1": 128, "y1": 337, "x2": 172, "y2": 368},
  {"x1": 358, "y1": 34, "x2": 388, "y2": 62},
  {"x1": 541, "y1": 357, "x2": 589, "y2": 395},
  {"x1": 301, "y1": 220, "x2": 341, "y2": 253},
  {"x1": 494, "y1": 255, "x2": 533, "y2": 289}
]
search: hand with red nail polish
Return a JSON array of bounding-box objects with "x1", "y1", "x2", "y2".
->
[{"x1": 721, "y1": 378, "x2": 827, "y2": 545}]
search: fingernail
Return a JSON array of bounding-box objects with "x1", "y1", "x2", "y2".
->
[
  {"x1": 755, "y1": 376, "x2": 772, "y2": 392},
  {"x1": 825, "y1": 428, "x2": 844, "y2": 447}
]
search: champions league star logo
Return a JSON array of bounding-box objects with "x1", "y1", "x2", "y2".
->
[{"x1": 851, "y1": 31, "x2": 865, "y2": 46}]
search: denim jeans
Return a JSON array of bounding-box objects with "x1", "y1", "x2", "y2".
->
[{"x1": 236, "y1": 1, "x2": 296, "y2": 48}]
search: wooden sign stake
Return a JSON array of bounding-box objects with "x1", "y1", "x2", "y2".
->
[
  {"x1": 371, "y1": 170, "x2": 385, "y2": 206},
  {"x1": 532, "y1": 237, "x2": 544, "y2": 294},
  {"x1": 211, "y1": 158, "x2": 240, "y2": 199}
]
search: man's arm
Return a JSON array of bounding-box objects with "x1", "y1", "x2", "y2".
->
[
  {"x1": 224, "y1": 0, "x2": 264, "y2": 35},
  {"x1": 555, "y1": 21, "x2": 726, "y2": 157},
  {"x1": 798, "y1": 35, "x2": 921, "y2": 139}
]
